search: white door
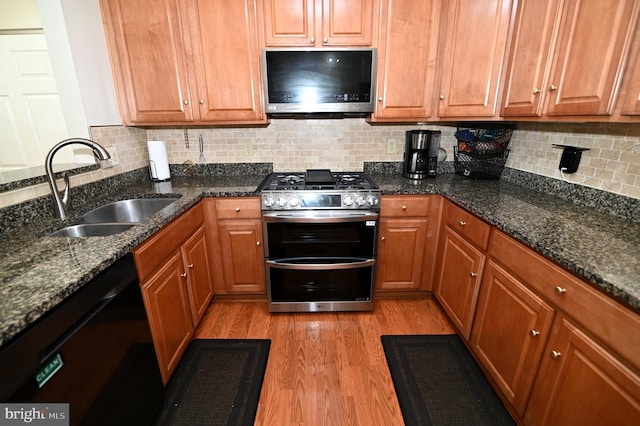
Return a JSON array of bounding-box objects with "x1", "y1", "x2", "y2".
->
[{"x1": 0, "y1": 33, "x2": 71, "y2": 172}]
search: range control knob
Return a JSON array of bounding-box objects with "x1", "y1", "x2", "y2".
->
[
  {"x1": 343, "y1": 195, "x2": 355, "y2": 206},
  {"x1": 263, "y1": 196, "x2": 275, "y2": 208},
  {"x1": 288, "y1": 196, "x2": 300, "y2": 207},
  {"x1": 366, "y1": 195, "x2": 379, "y2": 207},
  {"x1": 276, "y1": 196, "x2": 288, "y2": 208},
  {"x1": 355, "y1": 195, "x2": 366, "y2": 206}
]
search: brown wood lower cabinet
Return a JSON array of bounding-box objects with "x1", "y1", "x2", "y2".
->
[
  {"x1": 375, "y1": 195, "x2": 440, "y2": 292},
  {"x1": 470, "y1": 260, "x2": 555, "y2": 416},
  {"x1": 434, "y1": 226, "x2": 485, "y2": 339},
  {"x1": 206, "y1": 197, "x2": 266, "y2": 295},
  {"x1": 138, "y1": 253, "x2": 194, "y2": 385},
  {"x1": 478, "y1": 229, "x2": 640, "y2": 424},
  {"x1": 525, "y1": 314, "x2": 640, "y2": 425},
  {"x1": 133, "y1": 202, "x2": 213, "y2": 384}
]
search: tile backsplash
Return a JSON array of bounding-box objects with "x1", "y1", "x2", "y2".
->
[{"x1": 1, "y1": 118, "x2": 639, "y2": 209}]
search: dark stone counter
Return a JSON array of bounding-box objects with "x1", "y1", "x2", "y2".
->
[{"x1": 1, "y1": 165, "x2": 638, "y2": 347}]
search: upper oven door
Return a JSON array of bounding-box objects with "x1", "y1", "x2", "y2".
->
[{"x1": 262, "y1": 210, "x2": 378, "y2": 261}]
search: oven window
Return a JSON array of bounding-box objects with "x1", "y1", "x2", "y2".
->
[
  {"x1": 265, "y1": 221, "x2": 376, "y2": 259},
  {"x1": 268, "y1": 266, "x2": 373, "y2": 302}
]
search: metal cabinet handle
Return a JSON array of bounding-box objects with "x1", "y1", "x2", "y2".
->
[
  {"x1": 554, "y1": 286, "x2": 566, "y2": 295},
  {"x1": 530, "y1": 329, "x2": 540, "y2": 338},
  {"x1": 183, "y1": 100, "x2": 189, "y2": 105},
  {"x1": 402, "y1": 205, "x2": 407, "y2": 211},
  {"x1": 256, "y1": 241, "x2": 261, "y2": 246},
  {"x1": 180, "y1": 272, "x2": 187, "y2": 278},
  {"x1": 199, "y1": 99, "x2": 204, "y2": 105},
  {"x1": 323, "y1": 37, "x2": 328, "y2": 43},
  {"x1": 235, "y1": 207, "x2": 241, "y2": 212},
  {"x1": 378, "y1": 97, "x2": 383, "y2": 101},
  {"x1": 549, "y1": 84, "x2": 558, "y2": 91},
  {"x1": 551, "y1": 350, "x2": 561, "y2": 359},
  {"x1": 459, "y1": 220, "x2": 467, "y2": 226},
  {"x1": 188, "y1": 263, "x2": 194, "y2": 269},
  {"x1": 380, "y1": 236, "x2": 385, "y2": 241},
  {"x1": 470, "y1": 272, "x2": 477, "y2": 277},
  {"x1": 439, "y1": 95, "x2": 445, "y2": 100},
  {"x1": 532, "y1": 88, "x2": 541, "y2": 95},
  {"x1": 310, "y1": 37, "x2": 315, "y2": 43}
]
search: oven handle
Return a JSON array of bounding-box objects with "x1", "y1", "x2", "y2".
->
[
  {"x1": 262, "y1": 211, "x2": 379, "y2": 223},
  {"x1": 266, "y1": 259, "x2": 375, "y2": 270}
]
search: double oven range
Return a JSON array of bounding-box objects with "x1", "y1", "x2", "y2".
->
[{"x1": 260, "y1": 169, "x2": 381, "y2": 312}]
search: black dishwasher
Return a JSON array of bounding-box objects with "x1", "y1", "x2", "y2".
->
[{"x1": 0, "y1": 253, "x2": 164, "y2": 425}]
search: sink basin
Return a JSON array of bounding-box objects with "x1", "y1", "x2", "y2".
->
[
  {"x1": 80, "y1": 198, "x2": 180, "y2": 223},
  {"x1": 47, "y1": 223, "x2": 135, "y2": 238}
]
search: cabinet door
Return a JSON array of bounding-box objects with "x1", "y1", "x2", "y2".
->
[
  {"x1": 437, "y1": 0, "x2": 513, "y2": 118},
  {"x1": 501, "y1": 0, "x2": 560, "y2": 117},
  {"x1": 218, "y1": 219, "x2": 266, "y2": 293},
  {"x1": 434, "y1": 227, "x2": 485, "y2": 339},
  {"x1": 545, "y1": 0, "x2": 639, "y2": 116},
  {"x1": 186, "y1": 0, "x2": 265, "y2": 123},
  {"x1": 622, "y1": 40, "x2": 640, "y2": 115},
  {"x1": 376, "y1": 218, "x2": 429, "y2": 291},
  {"x1": 372, "y1": 0, "x2": 441, "y2": 121},
  {"x1": 262, "y1": 0, "x2": 375, "y2": 47},
  {"x1": 181, "y1": 226, "x2": 213, "y2": 327},
  {"x1": 141, "y1": 253, "x2": 194, "y2": 384},
  {"x1": 470, "y1": 261, "x2": 555, "y2": 416},
  {"x1": 262, "y1": 0, "x2": 316, "y2": 46},
  {"x1": 320, "y1": 0, "x2": 376, "y2": 46},
  {"x1": 525, "y1": 315, "x2": 640, "y2": 425},
  {"x1": 100, "y1": 0, "x2": 193, "y2": 124}
]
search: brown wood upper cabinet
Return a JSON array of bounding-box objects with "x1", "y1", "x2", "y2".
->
[
  {"x1": 621, "y1": 33, "x2": 640, "y2": 116},
  {"x1": 437, "y1": 0, "x2": 514, "y2": 119},
  {"x1": 371, "y1": 0, "x2": 441, "y2": 121},
  {"x1": 261, "y1": 0, "x2": 378, "y2": 47},
  {"x1": 100, "y1": 0, "x2": 265, "y2": 125},
  {"x1": 502, "y1": 0, "x2": 640, "y2": 118}
]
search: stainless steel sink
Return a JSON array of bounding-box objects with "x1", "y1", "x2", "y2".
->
[
  {"x1": 80, "y1": 198, "x2": 180, "y2": 223},
  {"x1": 47, "y1": 223, "x2": 136, "y2": 238}
]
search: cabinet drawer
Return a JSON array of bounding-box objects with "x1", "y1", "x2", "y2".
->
[
  {"x1": 134, "y1": 203, "x2": 204, "y2": 282},
  {"x1": 380, "y1": 195, "x2": 431, "y2": 217},
  {"x1": 489, "y1": 229, "x2": 640, "y2": 370},
  {"x1": 443, "y1": 201, "x2": 491, "y2": 250},
  {"x1": 215, "y1": 197, "x2": 261, "y2": 219}
]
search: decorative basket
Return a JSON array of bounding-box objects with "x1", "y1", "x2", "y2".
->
[{"x1": 454, "y1": 125, "x2": 514, "y2": 179}]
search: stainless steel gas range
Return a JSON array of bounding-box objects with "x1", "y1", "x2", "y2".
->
[{"x1": 259, "y1": 169, "x2": 381, "y2": 312}]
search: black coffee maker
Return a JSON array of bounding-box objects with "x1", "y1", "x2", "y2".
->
[{"x1": 403, "y1": 130, "x2": 441, "y2": 179}]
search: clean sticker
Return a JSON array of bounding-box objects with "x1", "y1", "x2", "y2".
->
[{"x1": 35, "y1": 353, "x2": 63, "y2": 389}]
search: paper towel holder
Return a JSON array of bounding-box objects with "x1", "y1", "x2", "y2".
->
[
  {"x1": 553, "y1": 144, "x2": 590, "y2": 174},
  {"x1": 149, "y1": 160, "x2": 171, "y2": 182}
]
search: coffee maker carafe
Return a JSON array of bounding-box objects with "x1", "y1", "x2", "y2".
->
[{"x1": 403, "y1": 130, "x2": 441, "y2": 179}]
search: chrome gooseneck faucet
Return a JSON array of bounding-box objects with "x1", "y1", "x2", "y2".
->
[{"x1": 45, "y1": 138, "x2": 111, "y2": 220}]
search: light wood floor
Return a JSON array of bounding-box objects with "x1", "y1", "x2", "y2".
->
[{"x1": 195, "y1": 297, "x2": 456, "y2": 425}]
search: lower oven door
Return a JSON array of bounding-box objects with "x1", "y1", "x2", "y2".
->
[{"x1": 262, "y1": 210, "x2": 378, "y2": 312}]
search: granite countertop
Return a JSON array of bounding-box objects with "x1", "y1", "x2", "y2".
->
[{"x1": 1, "y1": 171, "x2": 639, "y2": 348}]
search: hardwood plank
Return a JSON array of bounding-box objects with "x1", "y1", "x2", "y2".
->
[{"x1": 195, "y1": 297, "x2": 455, "y2": 425}]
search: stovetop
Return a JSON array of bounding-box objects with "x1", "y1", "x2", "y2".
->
[
  {"x1": 260, "y1": 169, "x2": 380, "y2": 211},
  {"x1": 260, "y1": 170, "x2": 378, "y2": 191}
]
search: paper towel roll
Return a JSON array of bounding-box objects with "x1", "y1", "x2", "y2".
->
[{"x1": 147, "y1": 140, "x2": 171, "y2": 181}]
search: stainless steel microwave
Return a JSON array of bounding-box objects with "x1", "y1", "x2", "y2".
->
[{"x1": 262, "y1": 48, "x2": 376, "y2": 115}]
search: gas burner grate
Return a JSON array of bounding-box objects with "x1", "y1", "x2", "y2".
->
[{"x1": 278, "y1": 174, "x2": 305, "y2": 185}]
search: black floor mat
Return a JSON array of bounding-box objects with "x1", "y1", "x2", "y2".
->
[
  {"x1": 154, "y1": 339, "x2": 270, "y2": 426},
  {"x1": 381, "y1": 334, "x2": 515, "y2": 426}
]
